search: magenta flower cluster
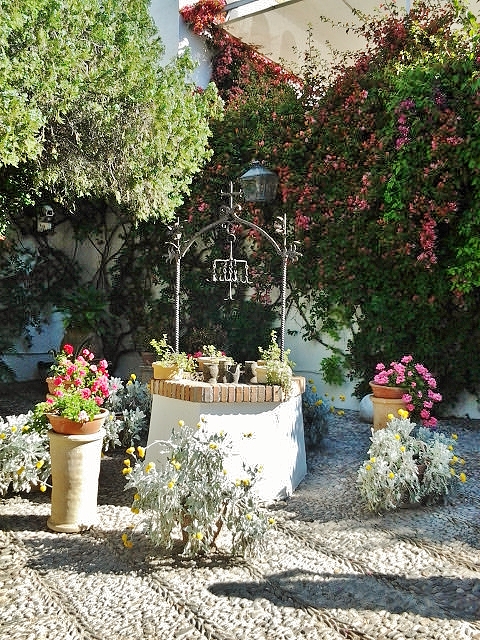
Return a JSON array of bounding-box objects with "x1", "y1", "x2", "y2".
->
[
  {"x1": 49, "y1": 344, "x2": 111, "y2": 407},
  {"x1": 374, "y1": 355, "x2": 442, "y2": 428}
]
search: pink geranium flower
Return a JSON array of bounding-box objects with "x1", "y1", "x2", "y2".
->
[{"x1": 373, "y1": 354, "x2": 442, "y2": 427}]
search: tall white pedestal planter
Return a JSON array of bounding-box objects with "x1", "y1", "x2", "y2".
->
[{"x1": 47, "y1": 428, "x2": 105, "y2": 533}]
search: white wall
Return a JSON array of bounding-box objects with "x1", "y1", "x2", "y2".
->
[
  {"x1": 285, "y1": 307, "x2": 360, "y2": 413},
  {"x1": 2, "y1": 311, "x2": 65, "y2": 381},
  {"x1": 150, "y1": 0, "x2": 212, "y2": 88},
  {"x1": 284, "y1": 307, "x2": 480, "y2": 419}
]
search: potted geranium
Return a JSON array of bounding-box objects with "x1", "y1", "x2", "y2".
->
[
  {"x1": 370, "y1": 355, "x2": 442, "y2": 428},
  {"x1": 38, "y1": 345, "x2": 111, "y2": 435},
  {"x1": 150, "y1": 335, "x2": 195, "y2": 380},
  {"x1": 46, "y1": 344, "x2": 109, "y2": 393},
  {"x1": 357, "y1": 413, "x2": 467, "y2": 512}
]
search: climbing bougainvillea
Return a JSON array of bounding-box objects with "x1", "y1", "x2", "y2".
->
[{"x1": 179, "y1": 0, "x2": 480, "y2": 404}]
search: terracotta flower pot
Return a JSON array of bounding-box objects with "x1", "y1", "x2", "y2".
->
[
  {"x1": 46, "y1": 377, "x2": 57, "y2": 395},
  {"x1": 47, "y1": 408, "x2": 108, "y2": 435},
  {"x1": 369, "y1": 381, "x2": 405, "y2": 399},
  {"x1": 370, "y1": 396, "x2": 407, "y2": 431}
]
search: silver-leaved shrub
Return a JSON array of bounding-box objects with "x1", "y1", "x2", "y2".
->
[
  {"x1": 122, "y1": 420, "x2": 275, "y2": 557},
  {"x1": 357, "y1": 415, "x2": 466, "y2": 512}
]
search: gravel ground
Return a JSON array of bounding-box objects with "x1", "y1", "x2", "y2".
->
[{"x1": 0, "y1": 382, "x2": 479, "y2": 640}]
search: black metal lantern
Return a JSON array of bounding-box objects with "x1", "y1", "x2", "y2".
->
[{"x1": 239, "y1": 161, "x2": 279, "y2": 203}]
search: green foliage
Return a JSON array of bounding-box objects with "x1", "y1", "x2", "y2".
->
[
  {"x1": 320, "y1": 354, "x2": 346, "y2": 387},
  {"x1": 258, "y1": 330, "x2": 294, "y2": 368},
  {"x1": 149, "y1": 335, "x2": 195, "y2": 372},
  {"x1": 0, "y1": 0, "x2": 222, "y2": 235},
  {"x1": 37, "y1": 392, "x2": 102, "y2": 422},
  {"x1": 0, "y1": 413, "x2": 51, "y2": 495},
  {"x1": 258, "y1": 330, "x2": 295, "y2": 396},
  {"x1": 302, "y1": 381, "x2": 331, "y2": 449},
  {"x1": 0, "y1": 237, "x2": 79, "y2": 379},
  {"x1": 109, "y1": 216, "x2": 277, "y2": 364},
  {"x1": 55, "y1": 285, "x2": 108, "y2": 333},
  {"x1": 182, "y1": 0, "x2": 480, "y2": 406},
  {"x1": 105, "y1": 375, "x2": 152, "y2": 449},
  {"x1": 357, "y1": 415, "x2": 466, "y2": 512}
]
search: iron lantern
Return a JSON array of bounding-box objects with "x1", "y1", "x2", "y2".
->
[{"x1": 239, "y1": 161, "x2": 279, "y2": 203}]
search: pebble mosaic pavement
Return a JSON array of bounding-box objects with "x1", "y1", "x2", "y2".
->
[{"x1": 0, "y1": 381, "x2": 479, "y2": 640}]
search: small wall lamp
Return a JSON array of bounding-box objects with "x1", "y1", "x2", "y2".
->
[{"x1": 37, "y1": 204, "x2": 55, "y2": 233}]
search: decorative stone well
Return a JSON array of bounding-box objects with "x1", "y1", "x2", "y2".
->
[{"x1": 147, "y1": 377, "x2": 307, "y2": 503}]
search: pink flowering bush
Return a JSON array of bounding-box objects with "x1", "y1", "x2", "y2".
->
[{"x1": 373, "y1": 355, "x2": 442, "y2": 428}]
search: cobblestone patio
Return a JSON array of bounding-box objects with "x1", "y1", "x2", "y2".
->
[{"x1": 0, "y1": 383, "x2": 479, "y2": 639}]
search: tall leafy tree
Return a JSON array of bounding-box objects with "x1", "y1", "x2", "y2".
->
[{"x1": 0, "y1": 0, "x2": 222, "y2": 234}]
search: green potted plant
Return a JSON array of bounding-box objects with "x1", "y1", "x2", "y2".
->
[
  {"x1": 38, "y1": 390, "x2": 108, "y2": 435},
  {"x1": 150, "y1": 335, "x2": 195, "y2": 380},
  {"x1": 357, "y1": 413, "x2": 467, "y2": 512},
  {"x1": 257, "y1": 330, "x2": 295, "y2": 398}
]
